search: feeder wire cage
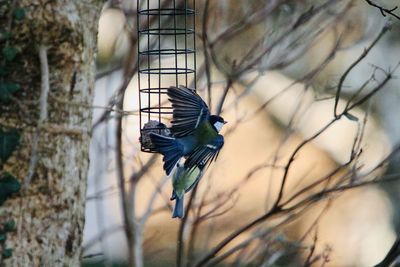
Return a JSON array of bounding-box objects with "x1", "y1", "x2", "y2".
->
[{"x1": 137, "y1": 0, "x2": 196, "y2": 152}]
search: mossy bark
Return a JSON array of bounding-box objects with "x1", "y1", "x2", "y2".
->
[{"x1": 0, "y1": 1, "x2": 103, "y2": 266}]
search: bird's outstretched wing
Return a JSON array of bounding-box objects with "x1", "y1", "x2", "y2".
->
[
  {"x1": 184, "y1": 135, "x2": 224, "y2": 171},
  {"x1": 168, "y1": 86, "x2": 210, "y2": 137}
]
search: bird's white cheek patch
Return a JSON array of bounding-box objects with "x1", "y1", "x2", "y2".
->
[{"x1": 214, "y1": 121, "x2": 224, "y2": 132}]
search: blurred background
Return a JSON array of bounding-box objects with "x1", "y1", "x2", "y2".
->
[{"x1": 82, "y1": 0, "x2": 400, "y2": 266}]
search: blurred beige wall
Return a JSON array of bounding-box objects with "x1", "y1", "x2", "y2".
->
[{"x1": 84, "y1": 2, "x2": 400, "y2": 266}]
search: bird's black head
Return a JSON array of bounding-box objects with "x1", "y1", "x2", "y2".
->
[{"x1": 209, "y1": 115, "x2": 227, "y2": 132}]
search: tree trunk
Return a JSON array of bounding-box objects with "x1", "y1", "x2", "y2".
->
[{"x1": 0, "y1": 1, "x2": 102, "y2": 266}]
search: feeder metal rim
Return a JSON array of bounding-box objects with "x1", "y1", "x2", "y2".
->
[
  {"x1": 139, "y1": 67, "x2": 195, "y2": 75},
  {"x1": 139, "y1": 87, "x2": 196, "y2": 94},
  {"x1": 139, "y1": 87, "x2": 169, "y2": 94},
  {"x1": 140, "y1": 107, "x2": 174, "y2": 115},
  {"x1": 138, "y1": 28, "x2": 195, "y2": 36},
  {"x1": 141, "y1": 127, "x2": 170, "y2": 131},
  {"x1": 138, "y1": 8, "x2": 195, "y2": 15},
  {"x1": 140, "y1": 106, "x2": 173, "y2": 110},
  {"x1": 138, "y1": 48, "x2": 195, "y2": 56},
  {"x1": 140, "y1": 111, "x2": 174, "y2": 115}
]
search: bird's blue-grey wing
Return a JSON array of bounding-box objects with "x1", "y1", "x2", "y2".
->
[
  {"x1": 184, "y1": 135, "x2": 224, "y2": 170},
  {"x1": 168, "y1": 86, "x2": 210, "y2": 137}
]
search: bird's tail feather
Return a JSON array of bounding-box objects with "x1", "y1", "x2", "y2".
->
[
  {"x1": 150, "y1": 133, "x2": 183, "y2": 175},
  {"x1": 172, "y1": 196, "x2": 184, "y2": 218}
]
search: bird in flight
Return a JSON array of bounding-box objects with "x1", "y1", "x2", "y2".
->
[{"x1": 150, "y1": 86, "x2": 226, "y2": 175}]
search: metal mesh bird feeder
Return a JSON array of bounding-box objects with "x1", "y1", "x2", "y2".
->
[{"x1": 137, "y1": 0, "x2": 196, "y2": 152}]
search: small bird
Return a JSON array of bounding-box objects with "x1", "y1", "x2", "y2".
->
[
  {"x1": 170, "y1": 162, "x2": 205, "y2": 218},
  {"x1": 150, "y1": 86, "x2": 226, "y2": 175}
]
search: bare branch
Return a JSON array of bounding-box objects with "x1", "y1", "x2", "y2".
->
[
  {"x1": 334, "y1": 23, "x2": 391, "y2": 117},
  {"x1": 364, "y1": 0, "x2": 400, "y2": 20}
]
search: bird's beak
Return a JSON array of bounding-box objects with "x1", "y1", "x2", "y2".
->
[{"x1": 223, "y1": 121, "x2": 228, "y2": 124}]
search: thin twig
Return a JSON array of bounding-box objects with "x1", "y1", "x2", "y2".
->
[
  {"x1": 272, "y1": 119, "x2": 337, "y2": 208},
  {"x1": 346, "y1": 62, "x2": 400, "y2": 111},
  {"x1": 364, "y1": 0, "x2": 400, "y2": 20},
  {"x1": 115, "y1": 92, "x2": 135, "y2": 267},
  {"x1": 177, "y1": 184, "x2": 199, "y2": 267},
  {"x1": 334, "y1": 23, "x2": 390, "y2": 117},
  {"x1": 216, "y1": 78, "x2": 233, "y2": 116}
]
